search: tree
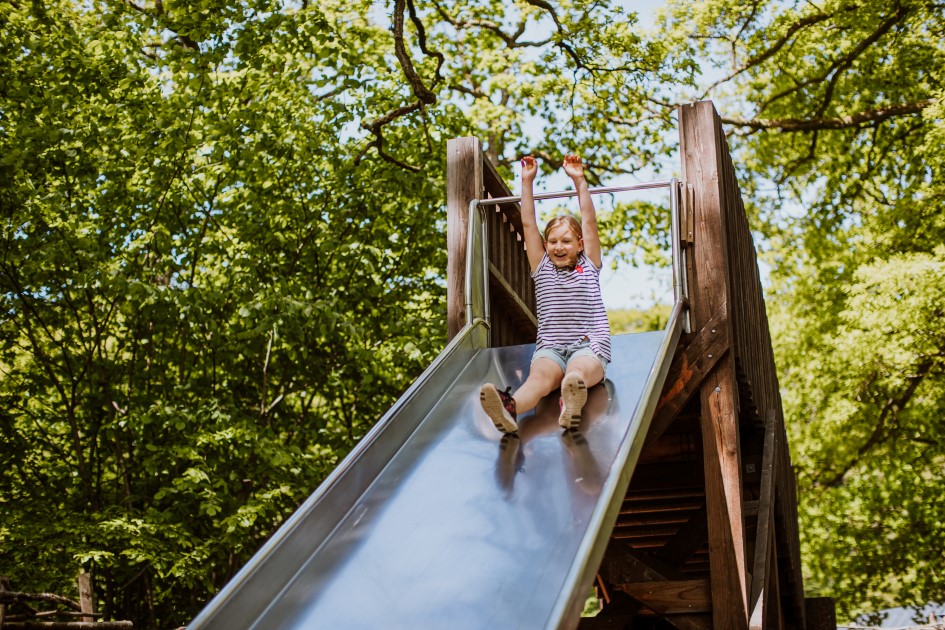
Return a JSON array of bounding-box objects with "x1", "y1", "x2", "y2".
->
[
  {"x1": 1, "y1": 1, "x2": 448, "y2": 626},
  {"x1": 654, "y1": 0, "x2": 945, "y2": 619}
]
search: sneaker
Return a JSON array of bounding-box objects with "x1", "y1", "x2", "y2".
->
[
  {"x1": 480, "y1": 383, "x2": 518, "y2": 433},
  {"x1": 559, "y1": 373, "x2": 587, "y2": 430}
]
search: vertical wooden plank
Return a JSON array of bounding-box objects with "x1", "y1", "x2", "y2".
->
[
  {"x1": 78, "y1": 571, "x2": 94, "y2": 622},
  {"x1": 805, "y1": 597, "x2": 837, "y2": 630},
  {"x1": 1, "y1": 574, "x2": 8, "y2": 626},
  {"x1": 680, "y1": 100, "x2": 749, "y2": 629},
  {"x1": 502, "y1": 212, "x2": 514, "y2": 345},
  {"x1": 447, "y1": 137, "x2": 483, "y2": 340},
  {"x1": 749, "y1": 412, "x2": 780, "y2": 629},
  {"x1": 750, "y1": 411, "x2": 779, "y2": 611},
  {"x1": 699, "y1": 354, "x2": 748, "y2": 628}
]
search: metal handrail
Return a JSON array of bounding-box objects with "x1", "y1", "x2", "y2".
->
[
  {"x1": 477, "y1": 180, "x2": 674, "y2": 206},
  {"x1": 470, "y1": 177, "x2": 689, "y2": 334},
  {"x1": 464, "y1": 200, "x2": 490, "y2": 347}
]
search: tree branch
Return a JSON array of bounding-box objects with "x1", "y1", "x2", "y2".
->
[
  {"x1": 823, "y1": 358, "x2": 936, "y2": 487},
  {"x1": 357, "y1": 0, "x2": 442, "y2": 170},
  {"x1": 721, "y1": 99, "x2": 934, "y2": 131},
  {"x1": 812, "y1": 2, "x2": 911, "y2": 120},
  {"x1": 702, "y1": 10, "x2": 838, "y2": 95},
  {"x1": 752, "y1": 3, "x2": 913, "y2": 117},
  {"x1": 405, "y1": 0, "x2": 445, "y2": 92}
]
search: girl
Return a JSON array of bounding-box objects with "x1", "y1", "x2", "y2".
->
[{"x1": 480, "y1": 154, "x2": 611, "y2": 433}]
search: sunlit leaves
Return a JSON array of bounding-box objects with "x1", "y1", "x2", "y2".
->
[{"x1": 1, "y1": 1, "x2": 446, "y2": 627}]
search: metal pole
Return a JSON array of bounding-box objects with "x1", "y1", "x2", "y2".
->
[
  {"x1": 668, "y1": 178, "x2": 691, "y2": 333},
  {"x1": 469, "y1": 177, "x2": 689, "y2": 338},
  {"x1": 477, "y1": 180, "x2": 673, "y2": 207}
]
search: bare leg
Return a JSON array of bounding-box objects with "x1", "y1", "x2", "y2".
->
[
  {"x1": 480, "y1": 358, "x2": 564, "y2": 434},
  {"x1": 564, "y1": 356, "x2": 604, "y2": 389},
  {"x1": 512, "y1": 358, "x2": 564, "y2": 415}
]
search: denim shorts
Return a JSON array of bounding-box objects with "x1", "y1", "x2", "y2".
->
[{"x1": 531, "y1": 340, "x2": 608, "y2": 376}]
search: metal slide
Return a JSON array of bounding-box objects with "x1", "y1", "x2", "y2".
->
[{"x1": 190, "y1": 181, "x2": 687, "y2": 630}]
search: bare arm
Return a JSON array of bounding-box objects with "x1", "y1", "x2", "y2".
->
[
  {"x1": 563, "y1": 154, "x2": 602, "y2": 269},
  {"x1": 520, "y1": 156, "x2": 545, "y2": 272}
]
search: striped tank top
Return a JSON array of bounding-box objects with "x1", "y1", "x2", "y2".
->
[{"x1": 532, "y1": 252, "x2": 612, "y2": 362}]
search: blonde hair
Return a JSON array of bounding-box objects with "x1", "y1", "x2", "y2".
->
[{"x1": 543, "y1": 215, "x2": 582, "y2": 242}]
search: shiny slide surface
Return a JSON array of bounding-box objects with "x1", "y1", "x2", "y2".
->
[{"x1": 190, "y1": 316, "x2": 681, "y2": 630}]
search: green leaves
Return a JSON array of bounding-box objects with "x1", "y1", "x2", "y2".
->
[{"x1": 1, "y1": 1, "x2": 448, "y2": 626}]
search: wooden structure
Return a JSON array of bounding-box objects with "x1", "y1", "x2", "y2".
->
[
  {"x1": 446, "y1": 101, "x2": 835, "y2": 629},
  {"x1": 0, "y1": 573, "x2": 134, "y2": 629}
]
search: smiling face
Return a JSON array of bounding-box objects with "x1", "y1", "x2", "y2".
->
[{"x1": 544, "y1": 221, "x2": 583, "y2": 269}]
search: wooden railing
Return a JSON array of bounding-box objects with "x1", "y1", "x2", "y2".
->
[
  {"x1": 715, "y1": 124, "x2": 805, "y2": 629},
  {"x1": 446, "y1": 138, "x2": 536, "y2": 347}
]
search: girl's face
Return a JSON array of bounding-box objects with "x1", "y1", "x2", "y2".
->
[{"x1": 544, "y1": 223, "x2": 583, "y2": 269}]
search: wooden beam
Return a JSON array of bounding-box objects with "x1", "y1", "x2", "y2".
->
[
  {"x1": 680, "y1": 100, "x2": 749, "y2": 629},
  {"x1": 750, "y1": 411, "x2": 779, "y2": 615},
  {"x1": 805, "y1": 597, "x2": 837, "y2": 630},
  {"x1": 488, "y1": 262, "x2": 538, "y2": 330},
  {"x1": 77, "y1": 573, "x2": 93, "y2": 623},
  {"x1": 1, "y1": 575, "x2": 7, "y2": 627},
  {"x1": 446, "y1": 137, "x2": 483, "y2": 340},
  {"x1": 648, "y1": 303, "x2": 729, "y2": 447},
  {"x1": 601, "y1": 540, "x2": 679, "y2": 585},
  {"x1": 580, "y1": 614, "x2": 710, "y2": 630},
  {"x1": 700, "y1": 353, "x2": 749, "y2": 627},
  {"x1": 658, "y1": 504, "x2": 709, "y2": 568},
  {"x1": 620, "y1": 580, "x2": 711, "y2": 615},
  {"x1": 482, "y1": 157, "x2": 519, "y2": 226}
]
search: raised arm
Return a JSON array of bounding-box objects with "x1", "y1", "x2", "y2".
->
[
  {"x1": 563, "y1": 154, "x2": 602, "y2": 269},
  {"x1": 519, "y1": 156, "x2": 546, "y2": 272}
]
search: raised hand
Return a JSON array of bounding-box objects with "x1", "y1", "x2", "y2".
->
[
  {"x1": 562, "y1": 153, "x2": 585, "y2": 181},
  {"x1": 521, "y1": 155, "x2": 538, "y2": 184}
]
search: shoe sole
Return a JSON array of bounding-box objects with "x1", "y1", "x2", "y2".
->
[
  {"x1": 559, "y1": 374, "x2": 587, "y2": 430},
  {"x1": 480, "y1": 384, "x2": 518, "y2": 433}
]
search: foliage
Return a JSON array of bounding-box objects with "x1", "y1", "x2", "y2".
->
[
  {"x1": 0, "y1": 0, "x2": 684, "y2": 627},
  {"x1": 607, "y1": 304, "x2": 672, "y2": 335},
  {"x1": 785, "y1": 250, "x2": 945, "y2": 614},
  {"x1": 655, "y1": 0, "x2": 945, "y2": 618},
  {"x1": 0, "y1": 1, "x2": 448, "y2": 626}
]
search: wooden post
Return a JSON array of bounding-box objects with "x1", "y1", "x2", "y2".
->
[
  {"x1": 679, "y1": 100, "x2": 749, "y2": 628},
  {"x1": 446, "y1": 137, "x2": 484, "y2": 341},
  {"x1": 78, "y1": 572, "x2": 94, "y2": 623},
  {"x1": 750, "y1": 411, "x2": 780, "y2": 628},
  {"x1": 805, "y1": 597, "x2": 837, "y2": 630},
  {"x1": 1, "y1": 574, "x2": 8, "y2": 626}
]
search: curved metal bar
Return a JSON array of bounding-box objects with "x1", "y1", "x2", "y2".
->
[
  {"x1": 478, "y1": 180, "x2": 673, "y2": 207},
  {"x1": 475, "y1": 176, "x2": 688, "y2": 335},
  {"x1": 464, "y1": 199, "x2": 490, "y2": 347},
  {"x1": 669, "y1": 178, "x2": 691, "y2": 333}
]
